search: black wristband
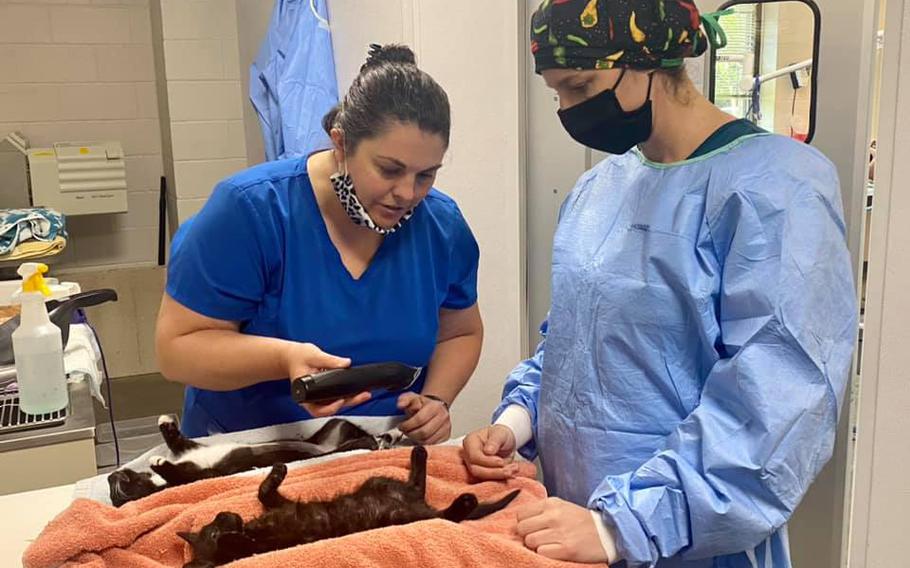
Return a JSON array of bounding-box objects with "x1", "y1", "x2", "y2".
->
[{"x1": 423, "y1": 394, "x2": 449, "y2": 411}]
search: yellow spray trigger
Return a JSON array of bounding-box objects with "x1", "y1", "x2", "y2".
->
[{"x1": 20, "y1": 263, "x2": 52, "y2": 297}]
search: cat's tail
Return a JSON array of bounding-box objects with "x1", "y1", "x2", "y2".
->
[{"x1": 465, "y1": 489, "x2": 521, "y2": 520}]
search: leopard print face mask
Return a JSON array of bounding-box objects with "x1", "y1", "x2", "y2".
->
[{"x1": 329, "y1": 170, "x2": 414, "y2": 235}]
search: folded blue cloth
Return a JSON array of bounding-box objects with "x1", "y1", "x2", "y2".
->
[{"x1": 0, "y1": 208, "x2": 66, "y2": 256}]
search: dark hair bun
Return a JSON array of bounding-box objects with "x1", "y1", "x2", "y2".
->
[
  {"x1": 361, "y1": 43, "x2": 416, "y2": 72},
  {"x1": 324, "y1": 42, "x2": 449, "y2": 150}
]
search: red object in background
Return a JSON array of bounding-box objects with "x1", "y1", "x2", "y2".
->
[
  {"x1": 678, "y1": 1, "x2": 701, "y2": 30},
  {"x1": 791, "y1": 131, "x2": 808, "y2": 143}
]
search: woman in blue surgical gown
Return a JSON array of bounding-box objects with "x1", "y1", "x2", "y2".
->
[{"x1": 463, "y1": 1, "x2": 857, "y2": 567}]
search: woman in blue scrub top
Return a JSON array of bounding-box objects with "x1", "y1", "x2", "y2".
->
[
  {"x1": 464, "y1": 2, "x2": 857, "y2": 567},
  {"x1": 156, "y1": 44, "x2": 481, "y2": 445}
]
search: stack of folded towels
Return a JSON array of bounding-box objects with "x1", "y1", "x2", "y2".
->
[{"x1": 0, "y1": 207, "x2": 67, "y2": 261}]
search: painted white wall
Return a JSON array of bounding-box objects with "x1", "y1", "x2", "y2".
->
[
  {"x1": 329, "y1": 0, "x2": 525, "y2": 436},
  {"x1": 154, "y1": 0, "x2": 249, "y2": 225},
  {"x1": 235, "y1": 0, "x2": 272, "y2": 167},
  {"x1": 848, "y1": 0, "x2": 910, "y2": 564}
]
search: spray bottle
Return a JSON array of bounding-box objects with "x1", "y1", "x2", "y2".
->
[{"x1": 12, "y1": 263, "x2": 68, "y2": 414}]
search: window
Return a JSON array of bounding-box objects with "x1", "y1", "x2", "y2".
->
[
  {"x1": 713, "y1": 5, "x2": 760, "y2": 121},
  {"x1": 709, "y1": 0, "x2": 820, "y2": 143}
]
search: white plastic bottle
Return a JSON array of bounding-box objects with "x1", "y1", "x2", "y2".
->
[{"x1": 13, "y1": 263, "x2": 68, "y2": 415}]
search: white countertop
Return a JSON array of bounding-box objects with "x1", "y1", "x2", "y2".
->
[{"x1": 0, "y1": 483, "x2": 73, "y2": 565}]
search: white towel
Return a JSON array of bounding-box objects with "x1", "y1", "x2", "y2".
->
[{"x1": 64, "y1": 323, "x2": 105, "y2": 407}]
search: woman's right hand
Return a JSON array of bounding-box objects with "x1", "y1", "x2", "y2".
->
[
  {"x1": 462, "y1": 424, "x2": 519, "y2": 480},
  {"x1": 284, "y1": 341, "x2": 371, "y2": 417}
]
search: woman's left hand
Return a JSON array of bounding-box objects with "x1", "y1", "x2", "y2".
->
[
  {"x1": 397, "y1": 392, "x2": 451, "y2": 445},
  {"x1": 516, "y1": 498, "x2": 613, "y2": 564}
]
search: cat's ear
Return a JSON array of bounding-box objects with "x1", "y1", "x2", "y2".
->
[{"x1": 177, "y1": 531, "x2": 199, "y2": 545}]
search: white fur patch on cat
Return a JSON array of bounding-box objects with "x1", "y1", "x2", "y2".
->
[
  {"x1": 172, "y1": 444, "x2": 243, "y2": 468},
  {"x1": 158, "y1": 414, "x2": 175, "y2": 426}
]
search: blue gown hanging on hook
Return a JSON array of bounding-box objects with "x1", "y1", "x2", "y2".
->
[{"x1": 250, "y1": 0, "x2": 338, "y2": 161}]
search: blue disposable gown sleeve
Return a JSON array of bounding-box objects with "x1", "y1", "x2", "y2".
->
[
  {"x1": 588, "y1": 182, "x2": 858, "y2": 566},
  {"x1": 492, "y1": 320, "x2": 547, "y2": 461}
]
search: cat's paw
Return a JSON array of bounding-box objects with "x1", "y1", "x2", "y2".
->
[
  {"x1": 149, "y1": 456, "x2": 168, "y2": 467},
  {"x1": 157, "y1": 414, "x2": 176, "y2": 426}
]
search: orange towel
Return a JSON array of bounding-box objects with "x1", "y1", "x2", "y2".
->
[{"x1": 24, "y1": 446, "x2": 606, "y2": 568}]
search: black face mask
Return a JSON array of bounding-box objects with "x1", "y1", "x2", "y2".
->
[{"x1": 557, "y1": 69, "x2": 655, "y2": 155}]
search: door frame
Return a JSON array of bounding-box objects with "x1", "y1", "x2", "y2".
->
[{"x1": 846, "y1": 0, "x2": 910, "y2": 564}]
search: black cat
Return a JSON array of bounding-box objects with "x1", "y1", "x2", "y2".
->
[
  {"x1": 108, "y1": 415, "x2": 380, "y2": 507},
  {"x1": 179, "y1": 445, "x2": 521, "y2": 568}
]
